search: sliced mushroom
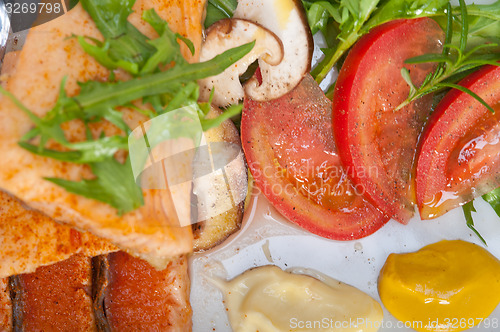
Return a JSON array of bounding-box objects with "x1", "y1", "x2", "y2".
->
[
  {"x1": 192, "y1": 106, "x2": 248, "y2": 251},
  {"x1": 235, "y1": 0, "x2": 313, "y2": 100},
  {"x1": 199, "y1": 19, "x2": 284, "y2": 107}
]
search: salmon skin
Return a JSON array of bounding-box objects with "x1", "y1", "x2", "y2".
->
[
  {"x1": 0, "y1": 0, "x2": 207, "y2": 268},
  {"x1": 9, "y1": 254, "x2": 96, "y2": 331},
  {"x1": 0, "y1": 278, "x2": 11, "y2": 332},
  {"x1": 94, "y1": 252, "x2": 192, "y2": 332},
  {"x1": 4, "y1": 252, "x2": 192, "y2": 330}
]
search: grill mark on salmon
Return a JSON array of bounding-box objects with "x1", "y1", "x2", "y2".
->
[
  {"x1": 91, "y1": 255, "x2": 111, "y2": 332},
  {"x1": 0, "y1": 0, "x2": 207, "y2": 268},
  {"x1": 9, "y1": 254, "x2": 95, "y2": 331}
]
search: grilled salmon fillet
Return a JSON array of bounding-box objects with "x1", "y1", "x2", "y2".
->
[
  {"x1": 9, "y1": 254, "x2": 95, "y2": 331},
  {"x1": 2, "y1": 252, "x2": 191, "y2": 330},
  {"x1": 0, "y1": 0, "x2": 207, "y2": 268},
  {"x1": 95, "y1": 252, "x2": 192, "y2": 331},
  {"x1": 0, "y1": 278, "x2": 11, "y2": 332},
  {"x1": 0, "y1": 190, "x2": 117, "y2": 279}
]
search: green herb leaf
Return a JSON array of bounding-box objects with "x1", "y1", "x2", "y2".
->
[
  {"x1": 404, "y1": 53, "x2": 453, "y2": 66},
  {"x1": 79, "y1": 0, "x2": 156, "y2": 73},
  {"x1": 0, "y1": 1, "x2": 254, "y2": 215},
  {"x1": 76, "y1": 36, "x2": 140, "y2": 74},
  {"x1": 308, "y1": 0, "x2": 449, "y2": 83},
  {"x1": 46, "y1": 157, "x2": 144, "y2": 215},
  {"x1": 79, "y1": 0, "x2": 133, "y2": 38},
  {"x1": 304, "y1": 1, "x2": 339, "y2": 36},
  {"x1": 363, "y1": 0, "x2": 448, "y2": 32},
  {"x1": 397, "y1": 0, "x2": 500, "y2": 112},
  {"x1": 140, "y1": 9, "x2": 194, "y2": 74},
  {"x1": 205, "y1": 0, "x2": 237, "y2": 28},
  {"x1": 400, "y1": 68, "x2": 416, "y2": 97},
  {"x1": 483, "y1": 187, "x2": 500, "y2": 218},
  {"x1": 462, "y1": 200, "x2": 487, "y2": 245},
  {"x1": 435, "y1": 82, "x2": 496, "y2": 113},
  {"x1": 200, "y1": 103, "x2": 244, "y2": 131},
  {"x1": 68, "y1": 41, "x2": 255, "y2": 115}
]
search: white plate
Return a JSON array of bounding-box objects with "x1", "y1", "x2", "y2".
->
[
  {"x1": 3, "y1": 1, "x2": 498, "y2": 331},
  {"x1": 190, "y1": 189, "x2": 500, "y2": 331},
  {"x1": 189, "y1": 0, "x2": 500, "y2": 330}
]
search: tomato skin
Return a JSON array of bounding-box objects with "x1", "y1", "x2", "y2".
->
[
  {"x1": 332, "y1": 18, "x2": 444, "y2": 224},
  {"x1": 241, "y1": 74, "x2": 388, "y2": 240},
  {"x1": 416, "y1": 64, "x2": 500, "y2": 219}
]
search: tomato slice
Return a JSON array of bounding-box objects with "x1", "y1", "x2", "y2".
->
[
  {"x1": 416, "y1": 65, "x2": 500, "y2": 219},
  {"x1": 241, "y1": 74, "x2": 388, "y2": 240},
  {"x1": 332, "y1": 18, "x2": 444, "y2": 224}
]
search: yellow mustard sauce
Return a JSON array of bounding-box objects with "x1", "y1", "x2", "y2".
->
[
  {"x1": 216, "y1": 265, "x2": 383, "y2": 331},
  {"x1": 378, "y1": 240, "x2": 500, "y2": 332}
]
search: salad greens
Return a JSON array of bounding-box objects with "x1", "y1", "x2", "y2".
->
[
  {"x1": 1, "y1": 0, "x2": 497, "y2": 225},
  {"x1": 206, "y1": 0, "x2": 500, "y2": 242},
  {"x1": 0, "y1": 0, "x2": 253, "y2": 214},
  {"x1": 206, "y1": 0, "x2": 500, "y2": 85},
  {"x1": 205, "y1": 0, "x2": 237, "y2": 28},
  {"x1": 305, "y1": 0, "x2": 450, "y2": 84},
  {"x1": 399, "y1": 0, "x2": 500, "y2": 112},
  {"x1": 305, "y1": 0, "x2": 500, "y2": 85}
]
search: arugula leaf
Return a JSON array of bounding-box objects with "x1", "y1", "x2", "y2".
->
[
  {"x1": 20, "y1": 135, "x2": 128, "y2": 164},
  {"x1": 46, "y1": 157, "x2": 144, "y2": 215},
  {"x1": 205, "y1": 0, "x2": 237, "y2": 28},
  {"x1": 483, "y1": 187, "x2": 500, "y2": 218},
  {"x1": 199, "y1": 103, "x2": 243, "y2": 131},
  {"x1": 76, "y1": 36, "x2": 140, "y2": 74},
  {"x1": 304, "y1": 1, "x2": 339, "y2": 36},
  {"x1": 140, "y1": 9, "x2": 195, "y2": 74},
  {"x1": 70, "y1": 42, "x2": 254, "y2": 115},
  {"x1": 362, "y1": 0, "x2": 448, "y2": 33},
  {"x1": 0, "y1": 0, "x2": 254, "y2": 215},
  {"x1": 462, "y1": 200, "x2": 487, "y2": 245},
  {"x1": 306, "y1": 0, "x2": 449, "y2": 83},
  {"x1": 397, "y1": 0, "x2": 500, "y2": 112},
  {"x1": 79, "y1": 0, "x2": 157, "y2": 74},
  {"x1": 79, "y1": 0, "x2": 133, "y2": 37},
  {"x1": 460, "y1": 186, "x2": 500, "y2": 245}
]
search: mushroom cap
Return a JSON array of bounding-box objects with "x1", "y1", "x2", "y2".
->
[
  {"x1": 198, "y1": 19, "x2": 284, "y2": 107},
  {"x1": 234, "y1": 0, "x2": 313, "y2": 101}
]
